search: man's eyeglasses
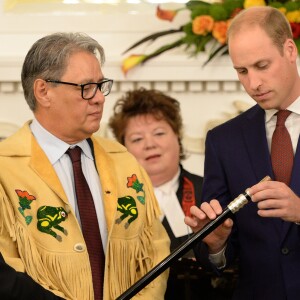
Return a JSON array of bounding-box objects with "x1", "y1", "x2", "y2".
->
[{"x1": 45, "y1": 78, "x2": 113, "y2": 100}]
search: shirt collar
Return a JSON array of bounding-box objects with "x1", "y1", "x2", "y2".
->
[
  {"x1": 265, "y1": 96, "x2": 300, "y2": 123},
  {"x1": 30, "y1": 119, "x2": 93, "y2": 164},
  {"x1": 156, "y1": 167, "x2": 180, "y2": 195}
]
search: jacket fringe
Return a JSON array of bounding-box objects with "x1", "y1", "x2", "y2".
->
[
  {"x1": 0, "y1": 185, "x2": 94, "y2": 300},
  {"x1": 107, "y1": 181, "x2": 161, "y2": 300},
  {"x1": 17, "y1": 222, "x2": 94, "y2": 300},
  {"x1": 0, "y1": 184, "x2": 16, "y2": 240},
  {"x1": 107, "y1": 227, "x2": 154, "y2": 299}
]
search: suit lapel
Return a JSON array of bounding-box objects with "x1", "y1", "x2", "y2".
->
[
  {"x1": 241, "y1": 106, "x2": 284, "y2": 234},
  {"x1": 281, "y1": 134, "x2": 300, "y2": 239},
  {"x1": 242, "y1": 105, "x2": 273, "y2": 182},
  {"x1": 290, "y1": 134, "x2": 300, "y2": 195}
]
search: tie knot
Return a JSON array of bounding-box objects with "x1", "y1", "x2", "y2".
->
[
  {"x1": 66, "y1": 146, "x2": 82, "y2": 163},
  {"x1": 276, "y1": 110, "x2": 291, "y2": 126}
]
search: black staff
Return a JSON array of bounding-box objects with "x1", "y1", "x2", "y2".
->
[{"x1": 116, "y1": 176, "x2": 271, "y2": 300}]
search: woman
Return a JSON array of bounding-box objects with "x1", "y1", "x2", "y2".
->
[{"x1": 109, "y1": 88, "x2": 235, "y2": 299}]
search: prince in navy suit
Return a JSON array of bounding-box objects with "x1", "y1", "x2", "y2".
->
[{"x1": 185, "y1": 6, "x2": 300, "y2": 300}]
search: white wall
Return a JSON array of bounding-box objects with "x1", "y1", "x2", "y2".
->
[{"x1": 0, "y1": 1, "x2": 264, "y2": 176}]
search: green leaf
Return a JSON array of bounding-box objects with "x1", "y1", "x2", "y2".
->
[
  {"x1": 137, "y1": 196, "x2": 145, "y2": 205},
  {"x1": 191, "y1": 6, "x2": 210, "y2": 19},
  {"x1": 266, "y1": 1, "x2": 282, "y2": 8},
  {"x1": 142, "y1": 39, "x2": 185, "y2": 64},
  {"x1": 209, "y1": 4, "x2": 229, "y2": 20},
  {"x1": 186, "y1": 0, "x2": 211, "y2": 10},
  {"x1": 123, "y1": 27, "x2": 184, "y2": 54},
  {"x1": 285, "y1": 1, "x2": 300, "y2": 11},
  {"x1": 223, "y1": 0, "x2": 244, "y2": 15},
  {"x1": 202, "y1": 43, "x2": 228, "y2": 67},
  {"x1": 295, "y1": 38, "x2": 300, "y2": 53}
]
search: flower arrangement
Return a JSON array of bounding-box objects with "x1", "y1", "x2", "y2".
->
[{"x1": 122, "y1": 0, "x2": 300, "y2": 74}]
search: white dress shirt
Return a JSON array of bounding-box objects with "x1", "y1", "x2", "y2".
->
[
  {"x1": 30, "y1": 119, "x2": 107, "y2": 252},
  {"x1": 154, "y1": 168, "x2": 192, "y2": 238},
  {"x1": 265, "y1": 96, "x2": 300, "y2": 154}
]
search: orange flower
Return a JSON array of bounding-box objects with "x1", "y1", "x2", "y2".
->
[
  {"x1": 192, "y1": 15, "x2": 214, "y2": 36},
  {"x1": 15, "y1": 189, "x2": 36, "y2": 201},
  {"x1": 127, "y1": 174, "x2": 137, "y2": 188},
  {"x1": 212, "y1": 21, "x2": 229, "y2": 45},
  {"x1": 156, "y1": 5, "x2": 178, "y2": 22},
  {"x1": 122, "y1": 54, "x2": 147, "y2": 75}
]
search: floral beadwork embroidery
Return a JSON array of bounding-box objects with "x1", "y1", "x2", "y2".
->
[
  {"x1": 115, "y1": 174, "x2": 146, "y2": 228},
  {"x1": 15, "y1": 189, "x2": 36, "y2": 225},
  {"x1": 127, "y1": 174, "x2": 145, "y2": 205},
  {"x1": 37, "y1": 206, "x2": 68, "y2": 242}
]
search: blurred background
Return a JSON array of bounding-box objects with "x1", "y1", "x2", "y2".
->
[{"x1": 0, "y1": 0, "x2": 264, "y2": 175}]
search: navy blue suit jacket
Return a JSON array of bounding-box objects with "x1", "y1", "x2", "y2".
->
[
  {"x1": 0, "y1": 252, "x2": 62, "y2": 300},
  {"x1": 196, "y1": 104, "x2": 300, "y2": 300}
]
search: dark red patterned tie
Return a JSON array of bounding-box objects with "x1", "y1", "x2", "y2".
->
[
  {"x1": 271, "y1": 110, "x2": 294, "y2": 186},
  {"x1": 67, "y1": 146, "x2": 104, "y2": 300}
]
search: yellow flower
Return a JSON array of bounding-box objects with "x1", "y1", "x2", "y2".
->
[
  {"x1": 122, "y1": 55, "x2": 147, "y2": 75},
  {"x1": 277, "y1": 7, "x2": 287, "y2": 15},
  {"x1": 244, "y1": 0, "x2": 266, "y2": 9},
  {"x1": 286, "y1": 11, "x2": 300, "y2": 23},
  {"x1": 156, "y1": 5, "x2": 178, "y2": 22},
  {"x1": 192, "y1": 15, "x2": 214, "y2": 36}
]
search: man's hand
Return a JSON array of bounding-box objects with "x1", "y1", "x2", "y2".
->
[
  {"x1": 249, "y1": 180, "x2": 300, "y2": 223},
  {"x1": 184, "y1": 199, "x2": 233, "y2": 254}
]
